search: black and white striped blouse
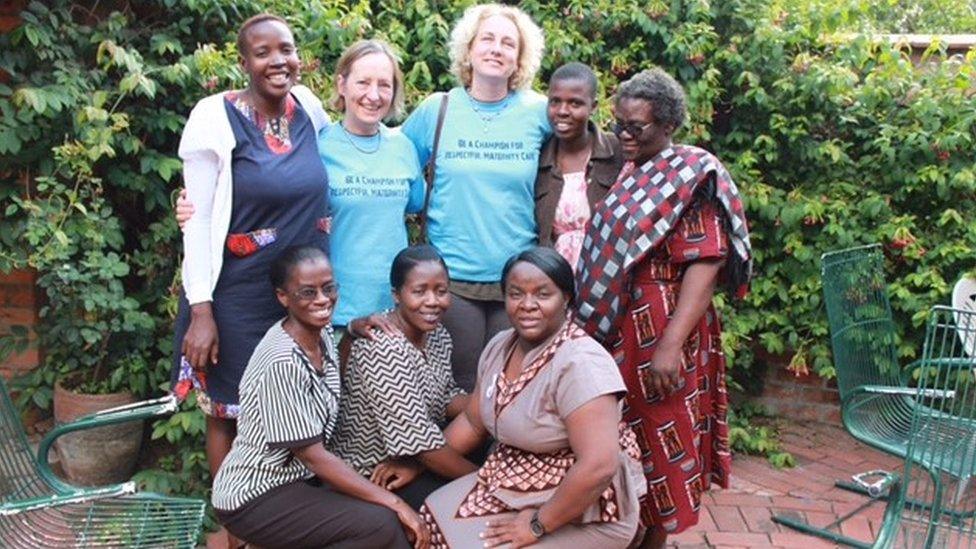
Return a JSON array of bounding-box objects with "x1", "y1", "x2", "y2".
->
[
  {"x1": 212, "y1": 319, "x2": 340, "y2": 511},
  {"x1": 332, "y1": 324, "x2": 464, "y2": 475}
]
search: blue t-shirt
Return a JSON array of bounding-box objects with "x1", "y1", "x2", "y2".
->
[
  {"x1": 319, "y1": 123, "x2": 424, "y2": 326},
  {"x1": 402, "y1": 87, "x2": 550, "y2": 282}
]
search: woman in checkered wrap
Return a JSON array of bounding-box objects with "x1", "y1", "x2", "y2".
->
[{"x1": 575, "y1": 68, "x2": 752, "y2": 548}]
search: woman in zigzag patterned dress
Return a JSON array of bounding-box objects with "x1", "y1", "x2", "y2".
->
[{"x1": 332, "y1": 245, "x2": 478, "y2": 509}]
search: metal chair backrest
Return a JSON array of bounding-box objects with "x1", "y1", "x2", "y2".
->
[
  {"x1": 879, "y1": 306, "x2": 976, "y2": 548},
  {"x1": 0, "y1": 377, "x2": 49, "y2": 504},
  {"x1": 821, "y1": 244, "x2": 902, "y2": 403}
]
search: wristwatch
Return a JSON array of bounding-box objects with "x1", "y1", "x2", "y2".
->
[{"x1": 529, "y1": 509, "x2": 547, "y2": 538}]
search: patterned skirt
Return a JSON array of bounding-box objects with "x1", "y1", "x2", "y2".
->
[
  {"x1": 420, "y1": 427, "x2": 643, "y2": 548},
  {"x1": 615, "y1": 261, "x2": 732, "y2": 534}
]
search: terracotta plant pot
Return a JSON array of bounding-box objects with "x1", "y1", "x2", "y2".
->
[{"x1": 52, "y1": 378, "x2": 143, "y2": 486}]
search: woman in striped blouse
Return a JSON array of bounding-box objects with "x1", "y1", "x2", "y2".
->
[{"x1": 211, "y1": 246, "x2": 428, "y2": 548}]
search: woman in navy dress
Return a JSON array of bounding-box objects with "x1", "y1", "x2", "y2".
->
[{"x1": 171, "y1": 13, "x2": 330, "y2": 480}]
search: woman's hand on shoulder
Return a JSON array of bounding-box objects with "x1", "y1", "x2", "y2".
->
[
  {"x1": 174, "y1": 188, "x2": 195, "y2": 229},
  {"x1": 481, "y1": 508, "x2": 538, "y2": 548},
  {"x1": 348, "y1": 312, "x2": 400, "y2": 340}
]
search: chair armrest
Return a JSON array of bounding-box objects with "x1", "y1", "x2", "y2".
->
[
  {"x1": 859, "y1": 385, "x2": 955, "y2": 399},
  {"x1": 36, "y1": 395, "x2": 178, "y2": 490},
  {"x1": 843, "y1": 384, "x2": 955, "y2": 417},
  {"x1": 925, "y1": 357, "x2": 976, "y2": 369},
  {"x1": 901, "y1": 357, "x2": 975, "y2": 385},
  {"x1": 0, "y1": 482, "x2": 135, "y2": 516}
]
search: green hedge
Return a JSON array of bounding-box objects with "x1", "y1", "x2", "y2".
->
[{"x1": 1, "y1": 0, "x2": 974, "y2": 495}]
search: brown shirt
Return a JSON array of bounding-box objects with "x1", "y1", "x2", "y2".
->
[
  {"x1": 419, "y1": 322, "x2": 646, "y2": 547},
  {"x1": 534, "y1": 123, "x2": 624, "y2": 246}
]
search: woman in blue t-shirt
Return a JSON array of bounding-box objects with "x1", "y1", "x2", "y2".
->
[
  {"x1": 318, "y1": 40, "x2": 425, "y2": 330},
  {"x1": 391, "y1": 3, "x2": 550, "y2": 393},
  {"x1": 177, "y1": 39, "x2": 424, "y2": 334}
]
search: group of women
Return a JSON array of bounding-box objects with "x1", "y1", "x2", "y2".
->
[{"x1": 172, "y1": 3, "x2": 752, "y2": 548}]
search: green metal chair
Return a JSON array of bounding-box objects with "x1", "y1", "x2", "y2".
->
[
  {"x1": 774, "y1": 244, "x2": 942, "y2": 546},
  {"x1": 0, "y1": 377, "x2": 205, "y2": 547},
  {"x1": 869, "y1": 306, "x2": 976, "y2": 548}
]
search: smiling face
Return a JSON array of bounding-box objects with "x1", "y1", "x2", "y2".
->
[
  {"x1": 547, "y1": 78, "x2": 596, "y2": 142},
  {"x1": 275, "y1": 258, "x2": 336, "y2": 332},
  {"x1": 240, "y1": 20, "x2": 300, "y2": 104},
  {"x1": 337, "y1": 51, "x2": 395, "y2": 134},
  {"x1": 393, "y1": 260, "x2": 451, "y2": 339},
  {"x1": 614, "y1": 97, "x2": 674, "y2": 165},
  {"x1": 504, "y1": 261, "x2": 569, "y2": 346},
  {"x1": 468, "y1": 14, "x2": 520, "y2": 86}
]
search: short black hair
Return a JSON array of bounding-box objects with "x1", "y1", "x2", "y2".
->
[
  {"x1": 615, "y1": 67, "x2": 687, "y2": 130},
  {"x1": 237, "y1": 13, "x2": 289, "y2": 56},
  {"x1": 501, "y1": 246, "x2": 576, "y2": 304},
  {"x1": 390, "y1": 245, "x2": 449, "y2": 290},
  {"x1": 549, "y1": 62, "x2": 598, "y2": 100},
  {"x1": 269, "y1": 246, "x2": 329, "y2": 290}
]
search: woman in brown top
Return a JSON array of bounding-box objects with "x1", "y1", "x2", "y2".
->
[
  {"x1": 418, "y1": 247, "x2": 645, "y2": 548},
  {"x1": 535, "y1": 62, "x2": 623, "y2": 268}
]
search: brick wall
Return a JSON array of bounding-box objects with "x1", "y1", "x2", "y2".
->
[
  {"x1": 0, "y1": 269, "x2": 41, "y2": 380},
  {"x1": 0, "y1": 1, "x2": 38, "y2": 381},
  {"x1": 748, "y1": 352, "x2": 841, "y2": 424},
  {"x1": 0, "y1": 1, "x2": 23, "y2": 33}
]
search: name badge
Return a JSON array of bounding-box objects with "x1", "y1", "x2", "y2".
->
[{"x1": 485, "y1": 373, "x2": 498, "y2": 399}]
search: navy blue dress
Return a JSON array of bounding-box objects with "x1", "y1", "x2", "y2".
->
[{"x1": 172, "y1": 94, "x2": 329, "y2": 417}]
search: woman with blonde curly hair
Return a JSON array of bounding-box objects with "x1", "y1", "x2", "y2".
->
[{"x1": 394, "y1": 3, "x2": 550, "y2": 393}]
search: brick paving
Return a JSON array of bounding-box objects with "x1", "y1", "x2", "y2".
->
[{"x1": 670, "y1": 419, "x2": 903, "y2": 548}]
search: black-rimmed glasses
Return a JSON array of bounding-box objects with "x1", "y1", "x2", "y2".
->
[
  {"x1": 292, "y1": 283, "x2": 339, "y2": 301},
  {"x1": 612, "y1": 120, "x2": 655, "y2": 138}
]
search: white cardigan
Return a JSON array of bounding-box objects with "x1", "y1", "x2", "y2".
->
[{"x1": 179, "y1": 86, "x2": 330, "y2": 305}]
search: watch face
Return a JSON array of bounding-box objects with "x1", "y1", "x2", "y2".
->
[{"x1": 529, "y1": 517, "x2": 545, "y2": 537}]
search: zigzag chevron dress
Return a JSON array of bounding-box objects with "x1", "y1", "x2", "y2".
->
[{"x1": 332, "y1": 325, "x2": 463, "y2": 476}]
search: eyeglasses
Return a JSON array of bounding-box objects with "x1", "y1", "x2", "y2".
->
[
  {"x1": 292, "y1": 283, "x2": 339, "y2": 301},
  {"x1": 612, "y1": 120, "x2": 655, "y2": 138}
]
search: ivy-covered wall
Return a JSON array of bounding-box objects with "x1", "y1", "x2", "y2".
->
[{"x1": 0, "y1": 0, "x2": 974, "y2": 495}]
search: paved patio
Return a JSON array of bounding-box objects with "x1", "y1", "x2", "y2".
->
[{"x1": 673, "y1": 419, "x2": 901, "y2": 548}]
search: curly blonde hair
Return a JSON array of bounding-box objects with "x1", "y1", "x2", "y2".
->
[
  {"x1": 329, "y1": 39, "x2": 406, "y2": 120},
  {"x1": 448, "y1": 3, "x2": 545, "y2": 91}
]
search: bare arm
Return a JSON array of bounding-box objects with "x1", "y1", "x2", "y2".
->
[
  {"x1": 182, "y1": 301, "x2": 218, "y2": 369},
  {"x1": 415, "y1": 445, "x2": 478, "y2": 479},
  {"x1": 445, "y1": 392, "x2": 468, "y2": 418},
  {"x1": 442, "y1": 381, "x2": 488, "y2": 456},
  {"x1": 647, "y1": 259, "x2": 722, "y2": 395},
  {"x1": 534, "y1": 395, "x2": 621, "y2": 529}
]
